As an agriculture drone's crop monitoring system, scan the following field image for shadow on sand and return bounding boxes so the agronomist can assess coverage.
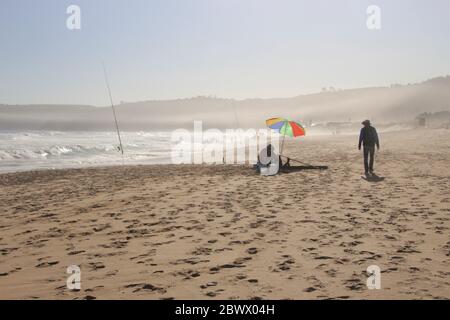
[361,173,385,182]
[281,165,328,174]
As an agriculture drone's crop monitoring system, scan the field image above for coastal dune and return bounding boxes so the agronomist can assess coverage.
[0,129,449,299]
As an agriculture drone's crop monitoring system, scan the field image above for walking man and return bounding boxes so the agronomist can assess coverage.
[358,120,379,175]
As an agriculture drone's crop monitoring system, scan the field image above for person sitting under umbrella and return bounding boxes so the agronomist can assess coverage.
[255,144,280,175]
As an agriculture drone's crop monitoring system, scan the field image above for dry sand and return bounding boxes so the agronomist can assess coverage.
[0,129,449,299]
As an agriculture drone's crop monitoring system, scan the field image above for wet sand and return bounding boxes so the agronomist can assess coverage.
[0,129,449,299]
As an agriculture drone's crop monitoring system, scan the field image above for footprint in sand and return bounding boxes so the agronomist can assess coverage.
[35,261,59,268]
[343,273,365,291]
[200,281,218,289]
[271,255,295,272]
[124,283,166,294]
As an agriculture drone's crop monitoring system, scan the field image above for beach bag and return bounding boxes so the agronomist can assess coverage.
[260,162,279,176]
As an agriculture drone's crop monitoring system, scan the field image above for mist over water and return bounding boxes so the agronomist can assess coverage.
[0,131,174,173]
[0,130,272,172]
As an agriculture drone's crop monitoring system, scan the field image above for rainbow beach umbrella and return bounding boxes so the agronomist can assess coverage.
[266,117,306,137]
[266,117,306,153]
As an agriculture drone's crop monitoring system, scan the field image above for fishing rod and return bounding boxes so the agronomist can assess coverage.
[102,62,125,165]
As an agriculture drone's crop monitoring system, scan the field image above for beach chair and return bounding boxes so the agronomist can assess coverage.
[256,145,280,176]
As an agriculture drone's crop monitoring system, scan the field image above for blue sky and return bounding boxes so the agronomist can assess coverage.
[1,0,449,105]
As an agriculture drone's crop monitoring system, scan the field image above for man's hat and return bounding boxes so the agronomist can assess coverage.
[362,120,371,125]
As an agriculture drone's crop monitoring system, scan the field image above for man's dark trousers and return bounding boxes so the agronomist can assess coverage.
[363,145,375,173]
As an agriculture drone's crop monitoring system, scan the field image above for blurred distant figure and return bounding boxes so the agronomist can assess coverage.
[358,120,379,174]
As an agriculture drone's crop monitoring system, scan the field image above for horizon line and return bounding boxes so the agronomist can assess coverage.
[1,74,449,107]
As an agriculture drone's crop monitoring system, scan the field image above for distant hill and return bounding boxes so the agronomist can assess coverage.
[1,76,450,131]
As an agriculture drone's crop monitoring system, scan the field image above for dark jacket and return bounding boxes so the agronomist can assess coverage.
[359,126,379,148]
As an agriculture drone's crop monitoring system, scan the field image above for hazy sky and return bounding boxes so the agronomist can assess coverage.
[1,0,450,105]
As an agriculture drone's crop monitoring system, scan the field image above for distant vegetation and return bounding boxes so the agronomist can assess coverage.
[1,76,450,131]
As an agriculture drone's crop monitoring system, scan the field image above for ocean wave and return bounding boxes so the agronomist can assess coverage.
[0,144,120,160]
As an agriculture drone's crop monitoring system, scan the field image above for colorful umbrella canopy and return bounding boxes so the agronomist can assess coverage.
[266,117,306,137]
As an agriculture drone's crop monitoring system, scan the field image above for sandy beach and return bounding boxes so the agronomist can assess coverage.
[0,129,449,300]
